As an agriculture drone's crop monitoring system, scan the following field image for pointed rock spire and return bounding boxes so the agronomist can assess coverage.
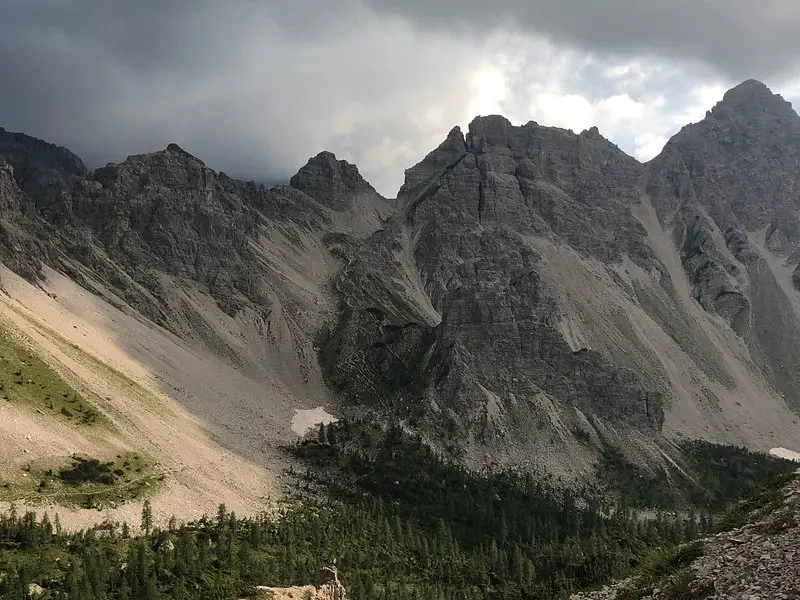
[709,79,797,123]
[290,151,378,210]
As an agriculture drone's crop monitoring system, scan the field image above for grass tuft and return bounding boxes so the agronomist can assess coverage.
[615,541,705,600]
[0,453,162,509]
[0,327,104,427]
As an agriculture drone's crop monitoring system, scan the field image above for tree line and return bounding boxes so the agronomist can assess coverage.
[0,420,793,599]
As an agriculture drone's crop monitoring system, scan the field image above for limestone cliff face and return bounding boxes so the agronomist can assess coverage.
[2,79,800,480]
[647,79,800,410]
[321,117,667,471]
[0,126,87,221]
[647,80,800,231]
[290,150,381,211]
[321,83,800,473]
[64,144,274,320]
[0,132,387,388]
[0,154,54,279]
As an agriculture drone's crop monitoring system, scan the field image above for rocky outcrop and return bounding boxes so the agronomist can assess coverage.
[245,583,345,600]
[0,127,87,221]
[26,582,45,599]
[321,116,666,469]
[0,154,55,280]
[671,204,751,334]
[243,566,346,600]
[571,471,800,600]
[647,80,800,409]
[290,151,382,211]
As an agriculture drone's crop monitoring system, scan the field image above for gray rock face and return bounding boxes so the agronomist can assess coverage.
[405,116,653,267]
[646,80,800,273]
[0,127,87,220]
[647,80,800,407]
[65,144,273,320]
[0,136,372,348]
[290,151,382,210]
[321,116,666,467]
[0,154,54,279]
[647,80,800,230]
[322,81,800,469]
[3,78,800,480]
[0,155,21,210]
[671,204,751,334]
[572,472,800,600]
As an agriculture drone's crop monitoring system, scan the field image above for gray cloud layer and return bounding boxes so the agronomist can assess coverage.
[1,1,799,195]
[362,0,800,79]
[2,0,479,191]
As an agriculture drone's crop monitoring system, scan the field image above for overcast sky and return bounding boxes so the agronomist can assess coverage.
[3,1,800,197]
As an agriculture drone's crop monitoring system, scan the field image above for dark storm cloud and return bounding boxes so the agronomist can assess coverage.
[1,0,476,193]
[2,0,797,197]
[361,0,800,79]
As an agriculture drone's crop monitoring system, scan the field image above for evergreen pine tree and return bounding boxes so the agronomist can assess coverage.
[141,500,154,536]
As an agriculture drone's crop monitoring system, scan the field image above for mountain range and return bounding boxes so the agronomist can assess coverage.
[1,78,799,525]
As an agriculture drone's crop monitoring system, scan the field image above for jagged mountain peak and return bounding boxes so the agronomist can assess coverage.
[292,151,364,184]
[580,125,603,139]
[644,78,800,407]
[0,127,87,176]
[88,143,212,194]
[463,114,625,158]
[308,149,340,163]
[465,115,515,150]
[648,78,800,229]
[437,125,467,153]
[0,126,88,216]
[467,114,513,132]
[400,113,638,215]
[707,78,797,123]
[136,142,207,167]
[1,82,800,531]
[445,125,464,139]
[720,78,785,103]
[163,142,207,165]
[90,144,209,187]
[290,150,381,210]
[729,78,773,93]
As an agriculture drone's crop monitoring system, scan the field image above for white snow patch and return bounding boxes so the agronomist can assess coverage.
[769,447,800,463]
[291,406,338,437]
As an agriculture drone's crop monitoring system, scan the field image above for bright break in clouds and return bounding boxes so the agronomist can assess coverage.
[2,0,800,196]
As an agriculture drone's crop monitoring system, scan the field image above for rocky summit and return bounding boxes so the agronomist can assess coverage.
[322,80,800,475]
[1,79,800,526]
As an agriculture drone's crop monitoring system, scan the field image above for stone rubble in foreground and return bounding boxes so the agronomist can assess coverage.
[572,471,800,600]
